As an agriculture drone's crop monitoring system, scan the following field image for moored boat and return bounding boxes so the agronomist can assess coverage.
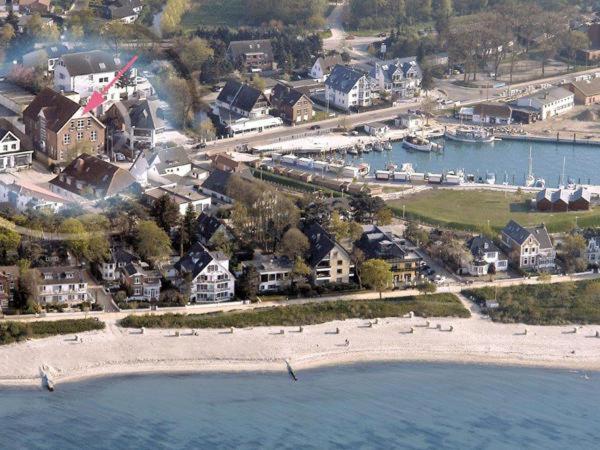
[402,135,433,152]
[445,127,494,143]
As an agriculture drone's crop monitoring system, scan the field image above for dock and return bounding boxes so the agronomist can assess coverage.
[285,360,298,382]
[498,133,600,147]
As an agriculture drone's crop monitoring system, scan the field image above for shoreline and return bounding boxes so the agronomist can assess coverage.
[2,316,600,389]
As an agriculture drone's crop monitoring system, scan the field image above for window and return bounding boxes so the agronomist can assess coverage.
[91,131,97,142]
[77,119,84,129]
[63,134,71,144]
[76,131,84,141]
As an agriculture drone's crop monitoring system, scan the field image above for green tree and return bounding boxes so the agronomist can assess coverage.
[181,203,197,251]
[375,207,393,226]
[236,265,260,301]
[210,229,233,257]
[291,256,311,283]
[361,259,393,299]
[278,227,309,259]
[180,37,214,71]
[151,194,179,232]
[561,234,587,274]
[0,228,20,263]
[135,220,172,262]
[417,280,437,294]
[0,24,15,44]
[59,218,88,260]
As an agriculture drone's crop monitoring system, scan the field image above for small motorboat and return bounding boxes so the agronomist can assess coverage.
[402,135,433,152]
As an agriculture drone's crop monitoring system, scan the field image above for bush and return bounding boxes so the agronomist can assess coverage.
[119,294,470,329]
[0,318,105,345]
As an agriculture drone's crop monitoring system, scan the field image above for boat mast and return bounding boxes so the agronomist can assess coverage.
[561,156,566,187]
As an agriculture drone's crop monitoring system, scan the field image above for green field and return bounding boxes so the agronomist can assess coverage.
[182,0,247,29]
[464,279,600,325]
[120,294,470,329]
[0,319,105,345]
[388,189,600,233]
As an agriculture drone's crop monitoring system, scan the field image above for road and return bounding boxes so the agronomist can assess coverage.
[323,1,347,52]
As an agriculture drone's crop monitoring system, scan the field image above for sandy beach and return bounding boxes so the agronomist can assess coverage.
[1,312,600,388]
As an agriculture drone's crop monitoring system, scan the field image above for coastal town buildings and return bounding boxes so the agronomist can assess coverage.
[463,236,508,277]
[310,54,343,81]
[500,220,556,271]
[536,188,591,212]
[226,39,275,72]
[121,262,161,302]
[23,88,106,167]
[242,253,293,293]
[325,65,371,111]
[144,184,211,215]
[366,57,422,97]
[270,84,314,124]
[304,222,353,285]
[514,87,574,120]
[175,243,235,302]
[36,266,89,306]
[568,78,600,105]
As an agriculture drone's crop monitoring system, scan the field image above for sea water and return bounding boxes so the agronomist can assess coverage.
[351,139,600,186]
[0,363,598,449]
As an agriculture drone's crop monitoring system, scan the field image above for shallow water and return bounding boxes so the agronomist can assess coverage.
[349,138,600,186]
[0,363,598,449]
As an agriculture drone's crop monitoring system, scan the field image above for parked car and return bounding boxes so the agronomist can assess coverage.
[114,153,126,162]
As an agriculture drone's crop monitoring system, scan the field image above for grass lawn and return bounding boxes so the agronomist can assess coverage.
[464,279,600,325]
[119,294,470,329]
[387,189,600,233]
[182,0,247,30]
[0,319,105,345]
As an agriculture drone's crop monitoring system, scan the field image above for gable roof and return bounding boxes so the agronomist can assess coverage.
[570,78,600,97]
[60,50,119,76]
[174,242,228,278]
[467,235,500,259]
[473,103,512,119]
[304,221,347,267]
[217,80,267,113]
[227,39,273,61]
[23,88,84,133]
[315,54,342,73]
[197,213,225,241]
[145,147,191,174]
[325,65,366,94]
[271,84,310,108]
[357,225,407,260]
[50,153,136,197]
[502,220,553,249]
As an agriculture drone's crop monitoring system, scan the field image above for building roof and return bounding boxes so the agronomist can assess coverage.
[197,212,225,242]
[271,84,310,108]
[109,247,139,265]
[325,65,366,94]
[146,147,191,174]
[121,98,167,130]
[570,78,600,97]
[357,225,411,260]
[108,2,138,19]
[23,88,84,133]
[315,54,343,73]
[37,266,85,285]
[50,153,136,197]
[303,221,347,267]
[520,87,573,106]
[217,80,267,114]
[473,103,512,119]
[174,242,228,278]
[502,220,553,250]
[144,184,208,205]
[467,235,501,259]
[22,45,69,68]
[244,252,293,273]
[536,187,591,204]
[227,39,273,61]
[60,50,120,76]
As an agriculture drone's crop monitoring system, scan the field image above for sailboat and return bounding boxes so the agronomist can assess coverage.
[524,146,545,188]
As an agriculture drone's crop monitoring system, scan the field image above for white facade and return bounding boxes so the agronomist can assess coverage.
[516,88,574,120]
[325,76,371,111]
[0,180,66,212]
[189,258,235,303]
[37,268,89,305]
[586,236,600,265]
[54,63,121,103]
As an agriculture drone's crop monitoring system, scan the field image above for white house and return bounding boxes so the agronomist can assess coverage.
[395,113,424,130]
[367,57,422,97]
[0,128,33,171]
[175,243,235,302]
[129,146,192,186]
[242,253,292,292]
[585,234,600,265]
[99,247,139,282]
[463,236,508,276]
[144,184,211,215]
[36,266,89,306]
[364,122,389,136]
[310,54,343,81]
[325,65,371,111]
[0,178,67,212]
[54,50,136,109]
[515,87,574,120]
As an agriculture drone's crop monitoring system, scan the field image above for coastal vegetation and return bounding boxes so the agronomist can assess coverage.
[388,190,600,233]
[119,294,470,329]
[464,279,600,325]
[0,319,105,345]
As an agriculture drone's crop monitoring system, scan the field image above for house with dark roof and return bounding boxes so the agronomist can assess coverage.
[325,65,371,111]
[22,44,70,72]
[0,128,33,171]
[310,54,343,81]
[460,103,513,125]
[35,266,89,306]
[213,80,282,134]
[241,253,293,293]
[23,88,106,166]
[270,84,314,124]
[199,168,254,203]
[367,57,422,97]
[197,212,231,246]
[226,39,275,71]
[105,98,168,151]
[463,236,508,276]
[54,50,134,106]
[500,220,556,271]
[144,184,211,215]
[303,222,353,285]
[121,262,161,302]
[357,225,421,286]
[50,153,136,200]
[99,247,140,282]
[104,0,143,23]
[174,242,234,302]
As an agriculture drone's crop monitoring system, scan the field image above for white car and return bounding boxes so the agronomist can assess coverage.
[114,153,126,162]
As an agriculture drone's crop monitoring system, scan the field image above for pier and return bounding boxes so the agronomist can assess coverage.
[285,360,298,382]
